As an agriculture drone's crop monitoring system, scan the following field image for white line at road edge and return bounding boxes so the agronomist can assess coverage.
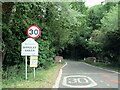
[52,62,67,88]
[82,62,120,74]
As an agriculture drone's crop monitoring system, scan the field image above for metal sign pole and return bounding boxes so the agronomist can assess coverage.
[34,67,35,78]
[25,56,28,80]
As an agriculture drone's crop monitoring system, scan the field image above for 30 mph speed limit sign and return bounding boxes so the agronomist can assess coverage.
[26,25,41,39]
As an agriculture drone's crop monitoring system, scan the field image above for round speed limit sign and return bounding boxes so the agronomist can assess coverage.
[26,25,41,39]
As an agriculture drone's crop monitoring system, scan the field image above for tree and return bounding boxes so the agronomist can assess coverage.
[100,4,119,64]
[101,5,118,33]
[86,5,104,30]
[2,2,84,70]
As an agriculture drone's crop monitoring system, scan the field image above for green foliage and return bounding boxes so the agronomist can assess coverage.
[86,3,119,65]
[86,2,118,31]
[83,60,119,72]
[2,2,85,77]
[99,4,119,64]
[87,5,103,30]
[86,41,102,57]
[2,64,26,80]
[70,2,88,14]
[91,30,104,42]
[2,63,63,88]
[101,5,118,33]
[102,29,120,64]
[2,2,119,82]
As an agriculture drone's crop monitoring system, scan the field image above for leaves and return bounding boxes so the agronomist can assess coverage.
[2,2,119,69]
[2,2,83,68]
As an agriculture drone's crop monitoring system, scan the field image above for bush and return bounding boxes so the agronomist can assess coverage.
[84,60,92,64]
[2,63,33,80]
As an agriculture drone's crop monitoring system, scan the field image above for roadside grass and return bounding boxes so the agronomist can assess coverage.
[0,82,1,90]
[2,63,64,88]
[80,60,120,72]
[0,69,2,90]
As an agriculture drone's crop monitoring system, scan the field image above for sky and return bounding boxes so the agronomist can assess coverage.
[85,0,105,7]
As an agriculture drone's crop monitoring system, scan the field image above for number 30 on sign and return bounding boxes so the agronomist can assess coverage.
[26,25,41,39]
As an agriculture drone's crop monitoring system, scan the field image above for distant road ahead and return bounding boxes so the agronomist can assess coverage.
[57,60,119,88]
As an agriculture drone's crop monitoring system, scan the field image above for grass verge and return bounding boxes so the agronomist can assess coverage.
[2,63,64,88]
[81,60,120,72]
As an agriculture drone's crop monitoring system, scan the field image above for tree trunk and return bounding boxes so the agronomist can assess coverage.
[2,50,6,63]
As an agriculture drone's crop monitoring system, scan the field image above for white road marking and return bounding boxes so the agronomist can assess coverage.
[100,80,104,83]
[72,73,104,74]
[52,62,67,88]
[62,75,97,88]
[100,81,111,87]
[84,78,89,83]
[106,84,110,87]
[82,62,120,74]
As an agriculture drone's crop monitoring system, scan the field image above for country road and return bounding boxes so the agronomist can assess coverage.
[54,60,119,89]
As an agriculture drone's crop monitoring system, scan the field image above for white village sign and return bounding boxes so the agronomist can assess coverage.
[21,38,38,56]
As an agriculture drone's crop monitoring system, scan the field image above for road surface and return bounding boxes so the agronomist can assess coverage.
[55,60,119,89]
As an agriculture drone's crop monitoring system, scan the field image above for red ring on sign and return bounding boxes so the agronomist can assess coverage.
[26,25,41,39]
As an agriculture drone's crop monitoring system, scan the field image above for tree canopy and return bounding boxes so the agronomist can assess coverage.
[2,2,119,71]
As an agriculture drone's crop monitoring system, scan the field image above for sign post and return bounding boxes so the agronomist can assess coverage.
[30,56,38,78]
[25,56,27,80]
[21,25,41,80]
[34,68,35,78]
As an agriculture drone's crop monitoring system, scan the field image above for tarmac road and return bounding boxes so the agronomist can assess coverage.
[56,60,119,89]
